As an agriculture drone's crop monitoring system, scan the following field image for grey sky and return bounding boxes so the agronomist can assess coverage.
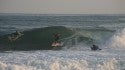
[0,0,125,14]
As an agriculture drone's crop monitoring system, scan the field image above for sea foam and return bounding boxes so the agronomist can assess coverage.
[107,28,125,48]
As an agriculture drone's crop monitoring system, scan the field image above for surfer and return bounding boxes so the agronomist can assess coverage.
[52,33,62,50]
[91,44,101,51]
[8,31,24,41]
[54,33,61,42]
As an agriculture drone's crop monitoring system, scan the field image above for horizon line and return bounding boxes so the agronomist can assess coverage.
[0,13,125,16]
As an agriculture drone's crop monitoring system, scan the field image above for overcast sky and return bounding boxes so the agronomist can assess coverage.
[0,0,125,14]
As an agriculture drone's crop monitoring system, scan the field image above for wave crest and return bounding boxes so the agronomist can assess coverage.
[107,28,125,48]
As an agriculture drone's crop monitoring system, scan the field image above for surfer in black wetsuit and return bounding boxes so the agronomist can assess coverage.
[52,33,62,49]
[8,31,24,41]
[13,31,21,36]
[91,44,101,51]
[54,33,61,42]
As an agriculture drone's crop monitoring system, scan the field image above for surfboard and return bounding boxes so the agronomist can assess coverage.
[8,33,24,42]
[51,42,63,50]
[52,42,61,47]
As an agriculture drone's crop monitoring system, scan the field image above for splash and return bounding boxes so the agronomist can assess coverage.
[107,28,125,48]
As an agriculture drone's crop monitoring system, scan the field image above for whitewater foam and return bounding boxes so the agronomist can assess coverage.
[107,28,125,48]
[0,62,36,70]
[49,59,89,70]
[97,58,118,70]
[0,58,120,70]
[0,50,124,70]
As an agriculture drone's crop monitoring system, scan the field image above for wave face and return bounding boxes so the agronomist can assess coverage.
[0,26,74,50]
[61,28,115,51]
[0,26,115,51]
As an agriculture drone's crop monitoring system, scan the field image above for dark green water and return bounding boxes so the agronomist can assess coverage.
[0,26,74,50]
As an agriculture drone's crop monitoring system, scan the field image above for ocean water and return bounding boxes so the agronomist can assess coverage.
[0,14,125,70]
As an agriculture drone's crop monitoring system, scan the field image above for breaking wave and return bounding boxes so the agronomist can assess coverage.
[106,28,125,48]
[0,26,115,51]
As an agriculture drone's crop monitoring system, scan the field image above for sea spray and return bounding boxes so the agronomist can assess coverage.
[106,28,125,48]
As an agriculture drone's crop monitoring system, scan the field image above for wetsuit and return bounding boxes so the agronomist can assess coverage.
[54,34,60,42]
